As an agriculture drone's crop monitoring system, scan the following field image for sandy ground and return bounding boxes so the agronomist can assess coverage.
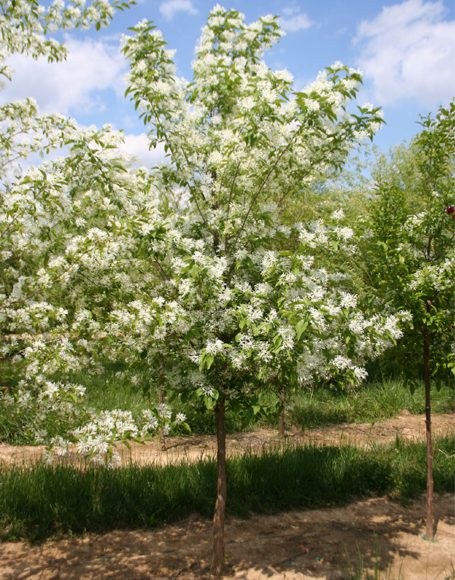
[0,495,454,579]
[0,411,454,468]
[1,412,454,579]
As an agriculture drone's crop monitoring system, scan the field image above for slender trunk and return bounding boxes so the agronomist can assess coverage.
[423,328,434,539]
[278,387,286,438]
[159,358,166,451]
[211,395,227,577]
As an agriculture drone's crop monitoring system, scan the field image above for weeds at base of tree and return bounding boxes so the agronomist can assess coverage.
[342,544,405,580]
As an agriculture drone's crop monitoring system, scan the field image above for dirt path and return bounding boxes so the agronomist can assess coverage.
[0,411,454,467]
[1,494,454,579]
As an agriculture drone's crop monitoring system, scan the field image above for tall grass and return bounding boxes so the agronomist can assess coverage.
[1,436,453,541]
[289,380,454,428]
[81,375,455,430]
[79,370,149,416]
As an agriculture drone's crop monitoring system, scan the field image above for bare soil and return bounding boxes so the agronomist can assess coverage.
[0,411,454,468]
[0,412,454,579]
[0,495,454,579]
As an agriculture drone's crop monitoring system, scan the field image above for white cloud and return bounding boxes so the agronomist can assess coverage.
[356,0,455,106]
[0,36,126,115]
[159,0,197,21]
[119,133,168,167]
[280,6,313,33]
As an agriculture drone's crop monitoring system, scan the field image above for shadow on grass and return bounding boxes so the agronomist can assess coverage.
[1,437,454,543]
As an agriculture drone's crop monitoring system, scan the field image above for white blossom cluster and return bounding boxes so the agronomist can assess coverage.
[48,405,185,467]
[0,0,132,81]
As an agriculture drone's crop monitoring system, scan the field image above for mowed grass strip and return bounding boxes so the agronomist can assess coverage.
[0,436,454,541]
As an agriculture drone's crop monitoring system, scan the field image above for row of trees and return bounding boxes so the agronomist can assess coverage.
[0,2,453,575]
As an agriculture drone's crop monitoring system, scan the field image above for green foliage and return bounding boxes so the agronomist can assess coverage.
[1,436,453,541]
[358,101,455,385]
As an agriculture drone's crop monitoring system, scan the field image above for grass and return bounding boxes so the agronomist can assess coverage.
[0,435,454,541]
[84,375,454,433]
[79,372,454,431]
[289,380,455,429]
[78,370,150,416]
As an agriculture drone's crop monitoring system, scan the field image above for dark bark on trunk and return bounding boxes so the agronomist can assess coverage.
[211,395,227,577]
[423,328,434,539]
[159,358,166,451]
[278,387,286,438]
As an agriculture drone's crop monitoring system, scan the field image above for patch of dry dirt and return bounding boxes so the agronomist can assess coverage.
[0,495,454,579]
[0,411,454,468]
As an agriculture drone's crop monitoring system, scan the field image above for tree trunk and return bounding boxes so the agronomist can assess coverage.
[211,395,227,577]
[278,387,286,438]
[423,328,434,539]
[159,358,166,451]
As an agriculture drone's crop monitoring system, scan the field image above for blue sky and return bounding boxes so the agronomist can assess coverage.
[3,0,454,165]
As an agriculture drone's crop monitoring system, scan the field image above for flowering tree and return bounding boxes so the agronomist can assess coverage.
[0,0,167,452]
[2,4,407,575]
[360,101,454,539]
[0,122,174,453]
[117,8,406,574]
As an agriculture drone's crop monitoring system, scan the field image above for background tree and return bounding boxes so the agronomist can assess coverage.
[358,101,455,538]
[0,0,179,454]
[1,0,135,345]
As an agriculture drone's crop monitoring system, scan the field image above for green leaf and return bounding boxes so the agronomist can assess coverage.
[295,318,308,340]
[204,396,215,410]
[205,353,214,370]
[273,335,283,349]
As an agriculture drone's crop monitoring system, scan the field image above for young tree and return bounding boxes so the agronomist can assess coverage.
[119,9,403,574]
[361,101,455,538]
[0,1,183,452]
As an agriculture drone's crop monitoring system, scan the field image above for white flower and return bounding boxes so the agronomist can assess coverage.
[333,355,352,370]
[261,251,277,272]
[275,69,293,83]
[306,99,320,112]
[340,293,357,309]
[331,209,345,221]
[353,367,368,381]
[175,412,186,424]
[205,339,225,355]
